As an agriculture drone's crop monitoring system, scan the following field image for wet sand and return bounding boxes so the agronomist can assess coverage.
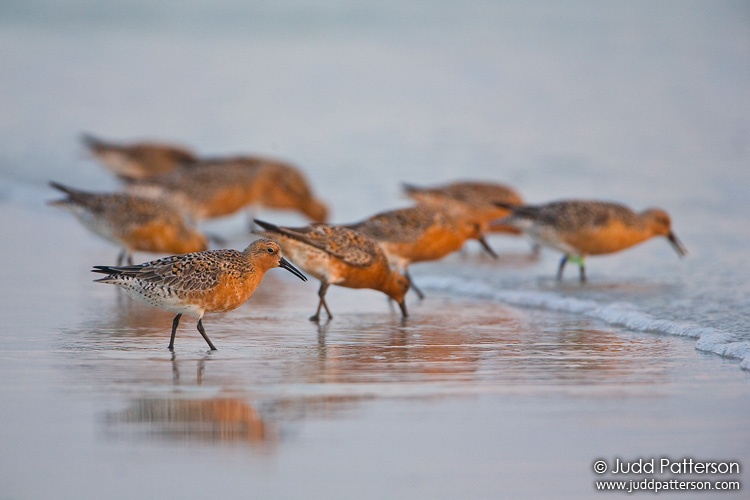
[0,201,748,499]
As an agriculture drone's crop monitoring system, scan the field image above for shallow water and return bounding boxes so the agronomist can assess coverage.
[1,1,749,498]
[1,200,749,499]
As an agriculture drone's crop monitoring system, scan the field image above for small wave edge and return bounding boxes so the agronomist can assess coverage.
[419,275,750,371]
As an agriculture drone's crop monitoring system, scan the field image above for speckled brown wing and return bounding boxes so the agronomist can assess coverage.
[142,163,260,195]
[125,143,196,167]
[348,206,440,243]
[52,182,180,222]
[106,195,178,227]
[405,181,523,207]
[533,201,640,231]
[277,225,379,268]
[441,183,522,206]
[95,250,242,292]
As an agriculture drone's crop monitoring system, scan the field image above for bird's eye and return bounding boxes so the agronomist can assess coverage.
[267,247,275,254]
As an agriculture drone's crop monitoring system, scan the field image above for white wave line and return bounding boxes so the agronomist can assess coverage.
[419,276,750,370]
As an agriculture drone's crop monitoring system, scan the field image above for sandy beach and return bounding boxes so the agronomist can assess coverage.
[1,1,749,498]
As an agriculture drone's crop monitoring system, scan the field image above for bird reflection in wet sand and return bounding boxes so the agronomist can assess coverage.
[303,299,665,388]
[92,238,308,350]
[106,397,272,445]
[308,310,488,384]
[494,200,687,282]
[253,219,410,322]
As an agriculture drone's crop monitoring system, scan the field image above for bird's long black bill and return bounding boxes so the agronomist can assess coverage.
[279,257,308,281]
[253,218,278,233]
[667,232,688,257]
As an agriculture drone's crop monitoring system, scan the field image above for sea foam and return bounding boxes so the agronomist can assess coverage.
[419,275,750,371]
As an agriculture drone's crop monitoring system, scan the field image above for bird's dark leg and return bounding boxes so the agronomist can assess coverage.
[168,314,182,350]
[310,282,332,322]
[117,249,126,266]
[531,242,541,258]
[196,319,217,351]
[556,255,568,281]
[246,208,258,232]
[404,269,425,300]
[579,261,587,284]
[477,236,498,259]
[127,253,134,265]
[397,300,408,318]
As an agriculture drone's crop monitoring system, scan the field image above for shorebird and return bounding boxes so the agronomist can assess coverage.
[49,181,208,265]
[92,238,308,350]
[128,156,329,223]
[249,159,329,223]
[345,205,494,299]
[403,179,541,256]
[402,180,524,234]
[494,200,687,282]
[82,133,198,180]
[253,219,410,322]
[126,160,263,220]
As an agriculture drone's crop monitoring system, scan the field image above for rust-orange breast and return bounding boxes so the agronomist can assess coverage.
[563,222,653,256]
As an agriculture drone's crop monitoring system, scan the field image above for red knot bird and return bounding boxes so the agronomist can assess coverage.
[82,133,198,180]
[253,219,410,322]
[92,238,307,350]
[494,200,687,282]
[128,156,329,224]
[402,180,524,235]
[345,205,494,299]
[49,181,208,265]
[249,158,329,223]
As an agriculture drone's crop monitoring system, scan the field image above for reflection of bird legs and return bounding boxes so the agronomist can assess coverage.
[316,321,330,363]
[171,351,180,383]
[117,249,134,265]
[171,351,208,385]
[197,358,205,385]
[317,320,331,340]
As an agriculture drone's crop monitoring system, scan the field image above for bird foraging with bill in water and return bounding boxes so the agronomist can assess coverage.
[253,219,410,322]
[493,199,687,282]
[344,204,495,299]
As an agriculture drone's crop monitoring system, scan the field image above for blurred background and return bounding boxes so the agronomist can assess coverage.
[1,0,747,221]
